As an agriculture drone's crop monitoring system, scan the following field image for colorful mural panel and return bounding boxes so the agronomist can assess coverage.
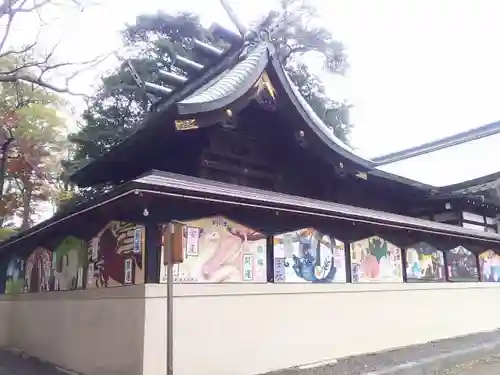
[350,236,403,282]
[5,257,26,294]
[446,246,478,281]
[87,221,145,288]
[479,250,500,282]
[25,247,52,292]
[4,236,89,294]
[406,243,445,281]
[52,236,87,291]
[160,216,267,283]
[273,228,346,283]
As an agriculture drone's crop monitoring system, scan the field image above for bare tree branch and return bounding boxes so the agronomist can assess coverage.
[0,50,116,96]
[13,0,52,14]
[0,40,37,59]
[0,0,103,95]
[0,4,15,53]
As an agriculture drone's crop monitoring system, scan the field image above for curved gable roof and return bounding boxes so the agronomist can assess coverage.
[268,54,375,170]
[72,40,497,199]
[177,43,269,115]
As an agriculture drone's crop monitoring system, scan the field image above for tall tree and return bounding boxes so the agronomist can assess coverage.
[67,0,352,200]
[0,80,69,229]
[0,0,110,227]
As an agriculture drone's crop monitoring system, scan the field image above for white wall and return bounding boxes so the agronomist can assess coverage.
[144,282,500,375]
[1,286,146,375]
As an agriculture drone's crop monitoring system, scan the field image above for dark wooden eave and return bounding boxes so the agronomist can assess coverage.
[4,170,500,256]
[437,172,500,195]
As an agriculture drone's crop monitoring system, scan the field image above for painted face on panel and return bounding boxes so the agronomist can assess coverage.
[161,216,267,283]
[88,221,144,288]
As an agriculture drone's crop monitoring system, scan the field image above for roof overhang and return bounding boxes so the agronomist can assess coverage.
[4,171,500,256]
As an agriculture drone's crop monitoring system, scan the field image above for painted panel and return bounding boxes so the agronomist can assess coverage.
[25,247,52,292]
[479,250,500,282]
[87,221,145,288]
[160,216,267,283]
[446,246,478,281]
[406,243,445,281]
[5,257,26,294]
[350,236,403,283]
[273,228,346,283]
[52,236,87,291]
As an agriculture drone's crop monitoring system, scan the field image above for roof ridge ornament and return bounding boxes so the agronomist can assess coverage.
[220,0,247,38]
[220,0,289,60]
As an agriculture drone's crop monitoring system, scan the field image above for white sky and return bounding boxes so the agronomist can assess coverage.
[10,0,500,186]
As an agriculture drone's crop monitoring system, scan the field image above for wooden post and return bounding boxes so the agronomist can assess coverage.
[345,243,352,283]
[165,222,174,375]
[401,248,408,282]
[266,235,274,282]
[144,222,162,284]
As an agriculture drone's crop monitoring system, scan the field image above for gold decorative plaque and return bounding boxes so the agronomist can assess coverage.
[174,119,198,131]
[255,71,276,100]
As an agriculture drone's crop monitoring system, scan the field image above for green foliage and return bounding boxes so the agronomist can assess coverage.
[0,227,16,241]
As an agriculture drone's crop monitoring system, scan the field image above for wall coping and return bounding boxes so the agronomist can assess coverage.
[148,281,500,298]
[0,285,146,301]
[1,282,499,301]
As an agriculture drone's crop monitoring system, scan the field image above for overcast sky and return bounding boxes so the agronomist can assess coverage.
[10,0,500,186]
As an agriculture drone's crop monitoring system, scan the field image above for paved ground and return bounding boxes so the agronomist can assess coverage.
[0,349,70,375]
[3,332,500,374]
[267,329,500,375]
[435,354,500,375]
[269,352,500,374]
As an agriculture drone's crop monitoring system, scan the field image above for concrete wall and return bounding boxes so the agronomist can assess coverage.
[144,282,500,375]
[2,282,500,375]
[1,285,146,375]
